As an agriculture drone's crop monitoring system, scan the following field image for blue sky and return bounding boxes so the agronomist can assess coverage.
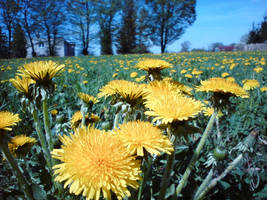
[150,0,267,53]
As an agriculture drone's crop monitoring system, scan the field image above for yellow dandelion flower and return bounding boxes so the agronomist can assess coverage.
[253,67,263,73]
[192,69,203,75]
[135,59,173,72]
[78,92,99,104]
[242,79,260,91]
[135,75,146,82]
[8,135,36,157]
[260,87,267,92]
[145,94,203,124]
[130,72,138,78]
[221,72,229,78]
[52,127,141,200]
[196,77,249,98]
[0,111,21,131]
[98,80,147,105]
[203,107,223,118]
[180,69,187,74]
[115,121,173,156]
[70,111,86,129]
[10,75,35,96]
[185,74,192,78]
[50,109,58,116]
[112,73,118,78]
[18,60,64,85]
[83,80,88,84]
[89,113,100,123]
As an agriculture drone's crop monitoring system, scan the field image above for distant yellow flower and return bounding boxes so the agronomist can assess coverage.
[83,80,88,84]
[185,74,192,78]
[260,87,267,92]
[130,72,138,78]
[203,107,223,118]
[70,111,100,129]
[8,135,36,157]
[10,75,35,97]
[242,79,260,90]
[145,94,203,124]
[112,73,118,78]
[78,92,99,104]
[253,67,263,73]
[192,69,203,75]
[98,80,147,105]
[18,60,64,86]
[50,109,58,116]
[196,77,249,98]
[52,126,141,200]
[135,59,173,72]
[68,69,74,73]
[70,111,84,129]
[180,69,187,74]
[0,111,21,131]
[221,72,229,78]
[115,121,173,156]
[135,75,146,82]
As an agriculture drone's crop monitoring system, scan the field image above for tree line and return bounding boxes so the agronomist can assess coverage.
[0,0,196,58]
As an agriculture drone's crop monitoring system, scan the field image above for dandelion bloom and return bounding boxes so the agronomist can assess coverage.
[242,79,260,91]
[203,107,223,118]
[0,111,21,131]
[135,59,173,72]
[130,72,138,78]
[260,87,267,92]
[145,93,203,124]
[195,77,249,98]
[18,60,64,86]
[115,121,173,156]
[8,135,36,157]
[221,72,229,78]
[78,92,99,104]
[185,74,192,78]
[70,111,100,129]
[52,127,141,200]
[10,76,35,97]
[50,109,58,116]
[98,80,147,105]
[253,67,263,73]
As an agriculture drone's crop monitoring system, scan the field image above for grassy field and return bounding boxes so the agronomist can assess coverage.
[0,51,266,199]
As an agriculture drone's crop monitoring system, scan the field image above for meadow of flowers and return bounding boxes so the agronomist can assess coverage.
[0,51,266,200]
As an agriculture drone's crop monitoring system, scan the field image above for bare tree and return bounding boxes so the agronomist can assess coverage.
[67,0,95,55]
[146,0,196,53]
[33,0,66,56]
[0,0,20,57]
[95,0,121,55]
[20,0,39,57]
[181,40,191,52]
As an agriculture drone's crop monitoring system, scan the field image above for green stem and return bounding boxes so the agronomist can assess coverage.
[32,108,52,172]
[113,112,120,129]
[138,157,152,200]
[172,111,217,199]
[196,154,243,200]
[193,168,214,200]
[42,99,53,151]
[196,131,257,200]
[0,141,33,199]
[158,135,177,200]
[123,111,130,124]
